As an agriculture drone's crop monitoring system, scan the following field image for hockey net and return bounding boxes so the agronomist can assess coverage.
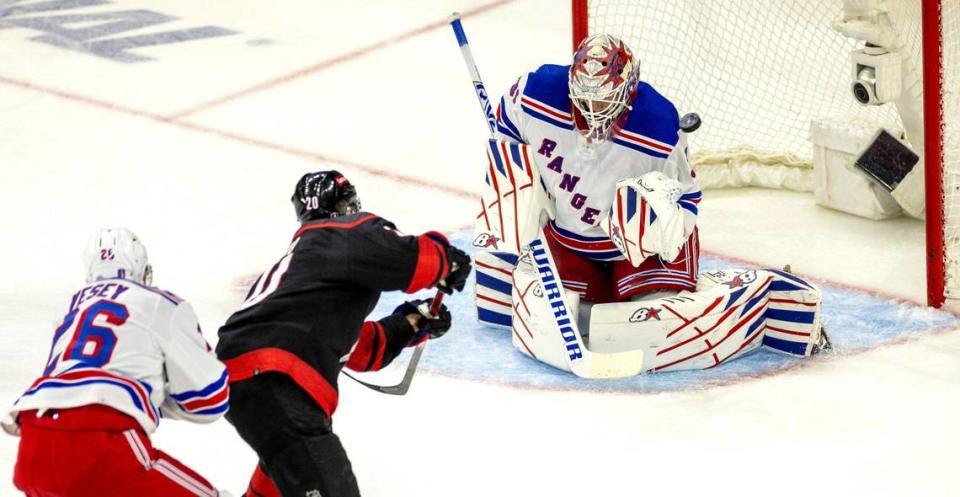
[573,0,959,307]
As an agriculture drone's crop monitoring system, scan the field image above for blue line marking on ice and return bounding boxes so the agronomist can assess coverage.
[369,231,960,393]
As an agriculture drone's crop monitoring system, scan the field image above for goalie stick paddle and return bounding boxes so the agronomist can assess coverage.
[529,233,645,378]
[342,291,442,395]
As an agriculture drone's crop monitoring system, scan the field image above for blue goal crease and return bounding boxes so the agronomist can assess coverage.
[371,231,960,394]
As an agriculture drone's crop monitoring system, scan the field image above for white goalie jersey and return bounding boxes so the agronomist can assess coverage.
[490,64,701,261]
[3,279,228,435]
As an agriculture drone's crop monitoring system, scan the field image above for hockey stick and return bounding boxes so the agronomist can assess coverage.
[342,292,443,395]
[528,235,644,378]
[343,341,426,395]
[449,15,644,378]
[449,12,497,136]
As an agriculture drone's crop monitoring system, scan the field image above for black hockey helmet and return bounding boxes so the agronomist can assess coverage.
[291,170,361,223]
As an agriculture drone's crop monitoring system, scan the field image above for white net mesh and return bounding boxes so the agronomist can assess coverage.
[586,0,920,187]
[942,0,960,299]
[586,0,959,304]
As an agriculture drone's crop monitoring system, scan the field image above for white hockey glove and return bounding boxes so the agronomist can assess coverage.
[604,171,687,266]
[1,412,20,436]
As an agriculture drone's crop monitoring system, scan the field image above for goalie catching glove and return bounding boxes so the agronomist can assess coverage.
[605,171,688,266]
[394,299,452,339]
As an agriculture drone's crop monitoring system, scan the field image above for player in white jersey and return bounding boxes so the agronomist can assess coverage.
[2,228,230,497]
[475,34,702,328]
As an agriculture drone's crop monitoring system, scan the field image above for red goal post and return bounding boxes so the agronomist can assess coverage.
[922,0,947,308]
[572,0,958,308]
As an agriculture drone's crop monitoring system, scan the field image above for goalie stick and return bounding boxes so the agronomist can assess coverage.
[528,233,644,378]
[342,292,443,395]
[448,15,644,378]
[449,12,497,136]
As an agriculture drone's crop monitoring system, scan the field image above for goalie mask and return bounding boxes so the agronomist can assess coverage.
[569,34,640,142]
[84,227,153,286]
[292,170,361,223]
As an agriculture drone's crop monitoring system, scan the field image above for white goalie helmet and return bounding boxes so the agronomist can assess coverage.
[83,227,153,286]
[569,34,640,142]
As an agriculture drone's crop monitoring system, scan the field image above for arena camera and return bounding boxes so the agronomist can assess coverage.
[850,46,901,106]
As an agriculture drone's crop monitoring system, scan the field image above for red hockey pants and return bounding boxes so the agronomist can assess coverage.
[13,405,218,497]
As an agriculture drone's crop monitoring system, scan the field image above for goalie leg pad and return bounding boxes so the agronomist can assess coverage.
[475,251,518,328]
[761,269,825,357]
[588,268,824,372]
[510,248,582,373]
[510,236,645,378]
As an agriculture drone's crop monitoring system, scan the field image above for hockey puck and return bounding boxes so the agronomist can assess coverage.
[680,112,701,133]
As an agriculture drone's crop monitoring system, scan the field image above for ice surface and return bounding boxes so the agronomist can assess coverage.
[1,1,959,496]
[379,231,960,394]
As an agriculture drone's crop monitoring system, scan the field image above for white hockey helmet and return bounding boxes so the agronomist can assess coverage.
[569,34,640,142]
[83,227,153,286]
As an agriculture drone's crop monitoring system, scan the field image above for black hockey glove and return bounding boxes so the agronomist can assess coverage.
[425,232,472,295]
[441,247,471,294]
[394,299,452,339]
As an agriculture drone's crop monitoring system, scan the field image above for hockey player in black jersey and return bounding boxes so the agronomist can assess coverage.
[216,170,471,497]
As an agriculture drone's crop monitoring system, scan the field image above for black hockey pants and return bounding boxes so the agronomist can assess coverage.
[225,372,361,497]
